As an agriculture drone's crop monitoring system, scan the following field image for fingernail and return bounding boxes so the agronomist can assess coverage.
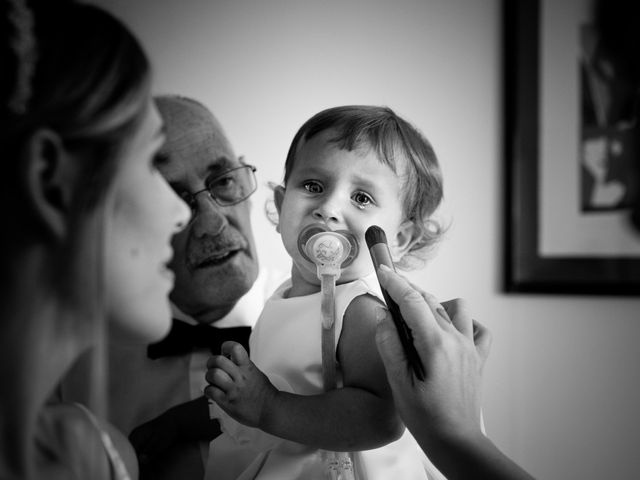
[379,264,392,272]
[375,306,388,323]
[436,306,451,323]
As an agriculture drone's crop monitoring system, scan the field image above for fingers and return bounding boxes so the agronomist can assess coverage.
[472,319,492,364]
[205,357,236,391]
[204,357,237,407]
[422,292,455,330]
[205,342,251,403]
[441,298,473,339]
[206,342,249,379]
[376,266,439,342]
[204,384,226,404]
[221,341,250,366]
[404,279,453,331]
[405,278,430,304]
[376,266,492,368]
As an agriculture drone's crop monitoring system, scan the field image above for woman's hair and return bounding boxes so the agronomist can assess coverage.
[3,0,151,204]
[1,0,152,457]
[283,105,445,269]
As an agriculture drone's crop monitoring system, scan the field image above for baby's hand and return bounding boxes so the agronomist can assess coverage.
[205,341,278,429]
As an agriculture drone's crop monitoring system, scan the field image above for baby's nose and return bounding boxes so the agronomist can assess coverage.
[312,202,340,223]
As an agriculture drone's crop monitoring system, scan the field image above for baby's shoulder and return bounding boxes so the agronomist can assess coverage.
[336,273,383,315]
[337,293,388,381]
[344,292,385,324]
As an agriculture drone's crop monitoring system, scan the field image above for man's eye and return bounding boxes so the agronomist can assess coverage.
[304,181,323,194]
[353,191,373,207]
[211,175,235,189]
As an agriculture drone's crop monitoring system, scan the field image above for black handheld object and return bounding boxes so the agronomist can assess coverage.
[365,225,426,381]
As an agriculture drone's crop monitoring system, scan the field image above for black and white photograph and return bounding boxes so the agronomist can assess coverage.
[2,0,640,479]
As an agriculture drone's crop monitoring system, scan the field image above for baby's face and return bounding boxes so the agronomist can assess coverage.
[276,130,413,290]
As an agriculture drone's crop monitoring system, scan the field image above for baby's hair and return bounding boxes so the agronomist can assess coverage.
[283,105,444,269]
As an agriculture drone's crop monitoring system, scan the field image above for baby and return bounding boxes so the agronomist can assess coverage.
[205,105,445,480]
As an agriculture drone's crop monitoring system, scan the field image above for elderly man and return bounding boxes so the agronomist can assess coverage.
[100,96,279,479]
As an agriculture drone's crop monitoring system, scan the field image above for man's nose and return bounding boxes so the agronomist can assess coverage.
[191,192,228,237]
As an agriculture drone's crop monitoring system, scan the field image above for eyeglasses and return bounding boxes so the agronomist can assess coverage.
[180,164,257,214]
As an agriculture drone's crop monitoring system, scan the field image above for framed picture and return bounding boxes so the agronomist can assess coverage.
[504,0,640,295]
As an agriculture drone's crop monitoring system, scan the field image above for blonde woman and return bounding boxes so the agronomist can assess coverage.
[0,1,189,478]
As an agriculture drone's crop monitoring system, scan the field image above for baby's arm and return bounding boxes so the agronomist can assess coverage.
[205,294,403,451]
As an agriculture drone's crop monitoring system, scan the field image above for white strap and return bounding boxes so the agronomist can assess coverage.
[321,274,338,390]
[73,403,132,480]
[319,276,362,480]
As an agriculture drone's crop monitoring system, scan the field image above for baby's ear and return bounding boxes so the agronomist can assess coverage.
[271,185,286,232]
[391,220,418,261]
[273,185,285,214]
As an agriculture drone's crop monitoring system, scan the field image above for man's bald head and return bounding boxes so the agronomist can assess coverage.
[155,95,234,159]
[153,95,258,322]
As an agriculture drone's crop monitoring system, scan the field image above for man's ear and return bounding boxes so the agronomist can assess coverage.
[22,128,78,240]
[273,185,285,233]
[390,220,418,261]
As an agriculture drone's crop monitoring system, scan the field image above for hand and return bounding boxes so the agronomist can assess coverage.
[373,266,492,449]
[204,341,278,429]
[374,268,533,480]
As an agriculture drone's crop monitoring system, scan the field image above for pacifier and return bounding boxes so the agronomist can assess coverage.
[297,224,359,279]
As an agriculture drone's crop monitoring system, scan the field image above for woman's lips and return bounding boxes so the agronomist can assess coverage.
[159,264,175,285]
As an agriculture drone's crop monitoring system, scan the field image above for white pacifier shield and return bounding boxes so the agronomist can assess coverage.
[308,233,346,266]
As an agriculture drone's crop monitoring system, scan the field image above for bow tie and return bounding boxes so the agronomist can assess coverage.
[147,319,251,359]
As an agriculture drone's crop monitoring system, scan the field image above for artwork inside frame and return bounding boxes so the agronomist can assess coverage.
[503,0,640,295]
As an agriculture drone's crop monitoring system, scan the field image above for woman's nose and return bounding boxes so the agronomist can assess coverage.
[174,198,192,233]
[166,181,191,234]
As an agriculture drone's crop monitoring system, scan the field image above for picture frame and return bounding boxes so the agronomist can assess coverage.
[503,0,640,295]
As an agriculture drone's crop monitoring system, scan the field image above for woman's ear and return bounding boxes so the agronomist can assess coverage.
[22,128,78,240]
[391,220,418,261]
[273,185,286,233]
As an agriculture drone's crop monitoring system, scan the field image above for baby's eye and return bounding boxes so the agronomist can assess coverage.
[304,181,323,194]
[352,191,373,208]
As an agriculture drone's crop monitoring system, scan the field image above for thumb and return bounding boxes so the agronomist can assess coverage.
[221,340,250,366]
[375,307,408,378]
[233,343,251,366]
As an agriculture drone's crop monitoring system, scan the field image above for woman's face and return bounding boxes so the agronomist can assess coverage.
[105,100,191,343]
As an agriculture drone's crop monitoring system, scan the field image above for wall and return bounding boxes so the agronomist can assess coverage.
[94,0,640,478]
